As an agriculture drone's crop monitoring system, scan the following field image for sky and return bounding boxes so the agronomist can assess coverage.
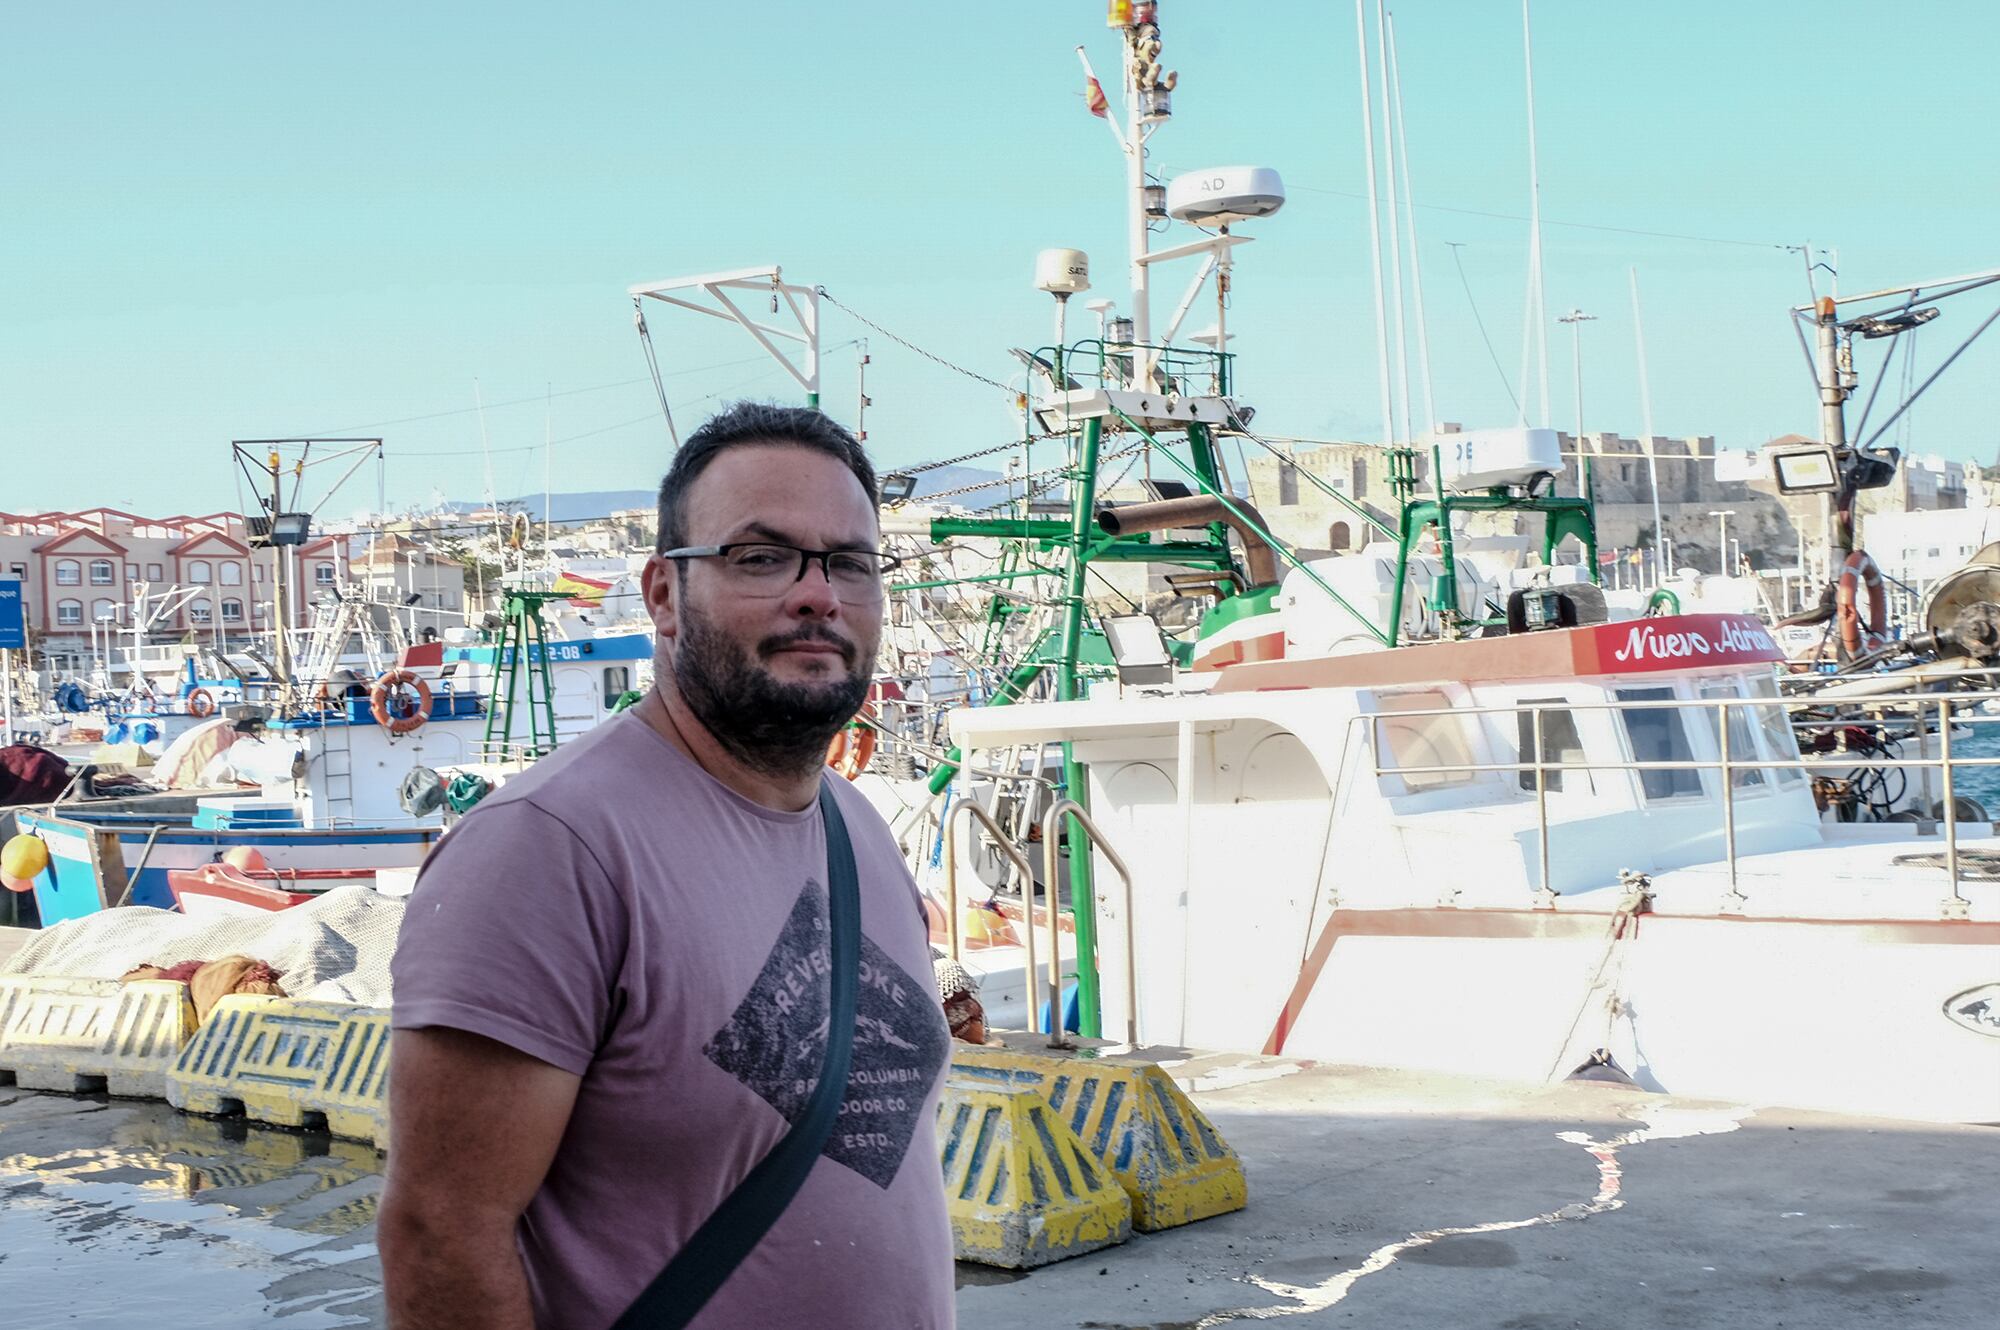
[6,1,1999,520]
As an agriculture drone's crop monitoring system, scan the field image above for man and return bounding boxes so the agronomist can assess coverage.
[380,402,955,1329]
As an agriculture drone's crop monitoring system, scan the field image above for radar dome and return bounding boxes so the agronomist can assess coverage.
[1166,167,1285,228]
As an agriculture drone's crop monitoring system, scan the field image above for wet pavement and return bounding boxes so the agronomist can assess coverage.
[0,1090,383,1326]
[2,1056,1996,1328]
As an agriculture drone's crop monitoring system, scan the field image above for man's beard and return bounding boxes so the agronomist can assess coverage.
[671,598,872,780]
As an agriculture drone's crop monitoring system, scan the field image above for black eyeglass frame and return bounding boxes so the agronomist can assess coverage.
[655,542,905,588]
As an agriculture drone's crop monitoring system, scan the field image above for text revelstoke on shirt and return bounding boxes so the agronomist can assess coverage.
[391,711,955,1330]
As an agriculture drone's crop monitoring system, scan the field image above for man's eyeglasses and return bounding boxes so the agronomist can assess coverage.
[657,542,903,602]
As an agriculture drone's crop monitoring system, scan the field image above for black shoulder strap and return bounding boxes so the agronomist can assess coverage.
[612,782,861,1330]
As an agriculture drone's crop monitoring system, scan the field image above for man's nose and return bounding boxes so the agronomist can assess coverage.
[783,559,842,618]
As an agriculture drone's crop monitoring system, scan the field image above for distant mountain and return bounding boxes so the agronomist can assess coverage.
[433,490,655,524]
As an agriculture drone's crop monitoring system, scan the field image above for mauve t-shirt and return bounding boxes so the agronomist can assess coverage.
[390,710,955,1330]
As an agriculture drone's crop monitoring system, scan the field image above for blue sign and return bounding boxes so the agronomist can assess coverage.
[0,578,23,650]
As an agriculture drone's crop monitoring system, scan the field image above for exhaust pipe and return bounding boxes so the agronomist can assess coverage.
[1095,495,1281,588]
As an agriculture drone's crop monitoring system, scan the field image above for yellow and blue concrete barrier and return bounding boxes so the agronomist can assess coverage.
[0,976,197,1098]
[167,995,391,1148]
[950,1044,1248,1232]
[937,1074,1133,1268]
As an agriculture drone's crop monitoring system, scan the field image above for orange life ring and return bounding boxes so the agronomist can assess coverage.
[369,669,433,735]
[186,688,217,719]
[826,705,877,780]
[1836,549,1887,656]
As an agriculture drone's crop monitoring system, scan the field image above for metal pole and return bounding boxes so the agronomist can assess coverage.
[1534,706,1552,904]
[1721,702,1742,909]
[1559,310,1596,510]
[1354,0,1396,448]
[1057,414,1105,1036]
[1629,268,1667,588]
[1941,696,1965,914]
[270,451,293,712]
[2,648,13,747]
[1814,297,1850,577]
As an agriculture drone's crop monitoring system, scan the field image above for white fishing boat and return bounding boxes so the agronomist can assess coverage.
[610,4,2000,1123]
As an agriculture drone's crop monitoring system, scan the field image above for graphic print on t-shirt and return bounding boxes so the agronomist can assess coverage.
[702,878,950,1189]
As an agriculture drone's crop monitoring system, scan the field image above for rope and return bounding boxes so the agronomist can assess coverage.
[815,287,1018,397]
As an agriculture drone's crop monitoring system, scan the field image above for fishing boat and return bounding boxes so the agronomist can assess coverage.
[12,676,481,925]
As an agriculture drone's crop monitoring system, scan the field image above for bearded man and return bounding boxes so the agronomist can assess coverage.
[381,403,955,1330]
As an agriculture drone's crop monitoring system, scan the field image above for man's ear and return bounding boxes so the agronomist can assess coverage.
[641,555,678,643]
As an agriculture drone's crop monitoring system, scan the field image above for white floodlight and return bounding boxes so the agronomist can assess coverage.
[1770,445,1841,495]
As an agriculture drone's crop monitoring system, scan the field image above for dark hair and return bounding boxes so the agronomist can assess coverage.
[654,401,878,552]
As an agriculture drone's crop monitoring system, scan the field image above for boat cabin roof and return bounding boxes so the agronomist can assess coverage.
[1211,613,1782,695]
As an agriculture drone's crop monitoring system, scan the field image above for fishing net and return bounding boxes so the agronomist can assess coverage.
[0,885,404,1007]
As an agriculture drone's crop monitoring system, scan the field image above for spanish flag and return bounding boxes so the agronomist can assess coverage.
[1085,75,1109,117]
[553,571,612,607]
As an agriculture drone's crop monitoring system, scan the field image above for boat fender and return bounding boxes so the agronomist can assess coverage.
[186,688,217,718]
[370,668,432,734]
[400,766,447,817]
[1836,549,1887,656]
[445,771,493,814]
[221,845,270,873]
[826,707,876,780]
[1,833,49,893]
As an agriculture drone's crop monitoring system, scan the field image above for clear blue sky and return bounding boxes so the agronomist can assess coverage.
[6,1,1997,518]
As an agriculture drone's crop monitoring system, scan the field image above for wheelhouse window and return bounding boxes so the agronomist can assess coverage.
[602,666,632,710]
[1516,699,1593,794]
[1745,673,1805,787]
[1377,690,1475,792]
[1696,678,1766,789]
[1616,686,1703,801]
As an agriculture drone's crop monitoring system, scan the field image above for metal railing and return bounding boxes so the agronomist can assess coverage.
[1041,798,1136,1050]
[1361,689,2000,917]
[940,798,1040,993]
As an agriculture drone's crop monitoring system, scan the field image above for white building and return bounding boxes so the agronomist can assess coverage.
[1862,507,2000,587]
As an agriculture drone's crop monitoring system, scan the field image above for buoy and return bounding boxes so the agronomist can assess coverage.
[2,873,32,894]
[186,687,217,718]
[1,833,49,882]
[369,669,433,735]
[826,709,876,779]
[222,845,270,874]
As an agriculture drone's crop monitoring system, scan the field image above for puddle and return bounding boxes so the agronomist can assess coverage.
[0,1091,384,1327]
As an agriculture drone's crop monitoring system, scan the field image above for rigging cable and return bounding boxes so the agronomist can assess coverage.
[1446,242,1520,412]
[633,300,680,449]
[815,287,1019,398]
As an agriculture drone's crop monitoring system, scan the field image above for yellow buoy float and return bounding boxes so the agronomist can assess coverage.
[1,833,49,893]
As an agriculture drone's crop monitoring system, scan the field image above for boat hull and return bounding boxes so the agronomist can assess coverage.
[16,809,436,925]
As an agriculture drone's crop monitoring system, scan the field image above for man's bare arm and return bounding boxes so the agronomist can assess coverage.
[380,1027,582,1330]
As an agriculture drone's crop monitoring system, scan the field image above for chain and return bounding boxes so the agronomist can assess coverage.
[815,287,1019,397]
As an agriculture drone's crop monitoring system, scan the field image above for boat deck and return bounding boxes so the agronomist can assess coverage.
[1,1046,1992,1327]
